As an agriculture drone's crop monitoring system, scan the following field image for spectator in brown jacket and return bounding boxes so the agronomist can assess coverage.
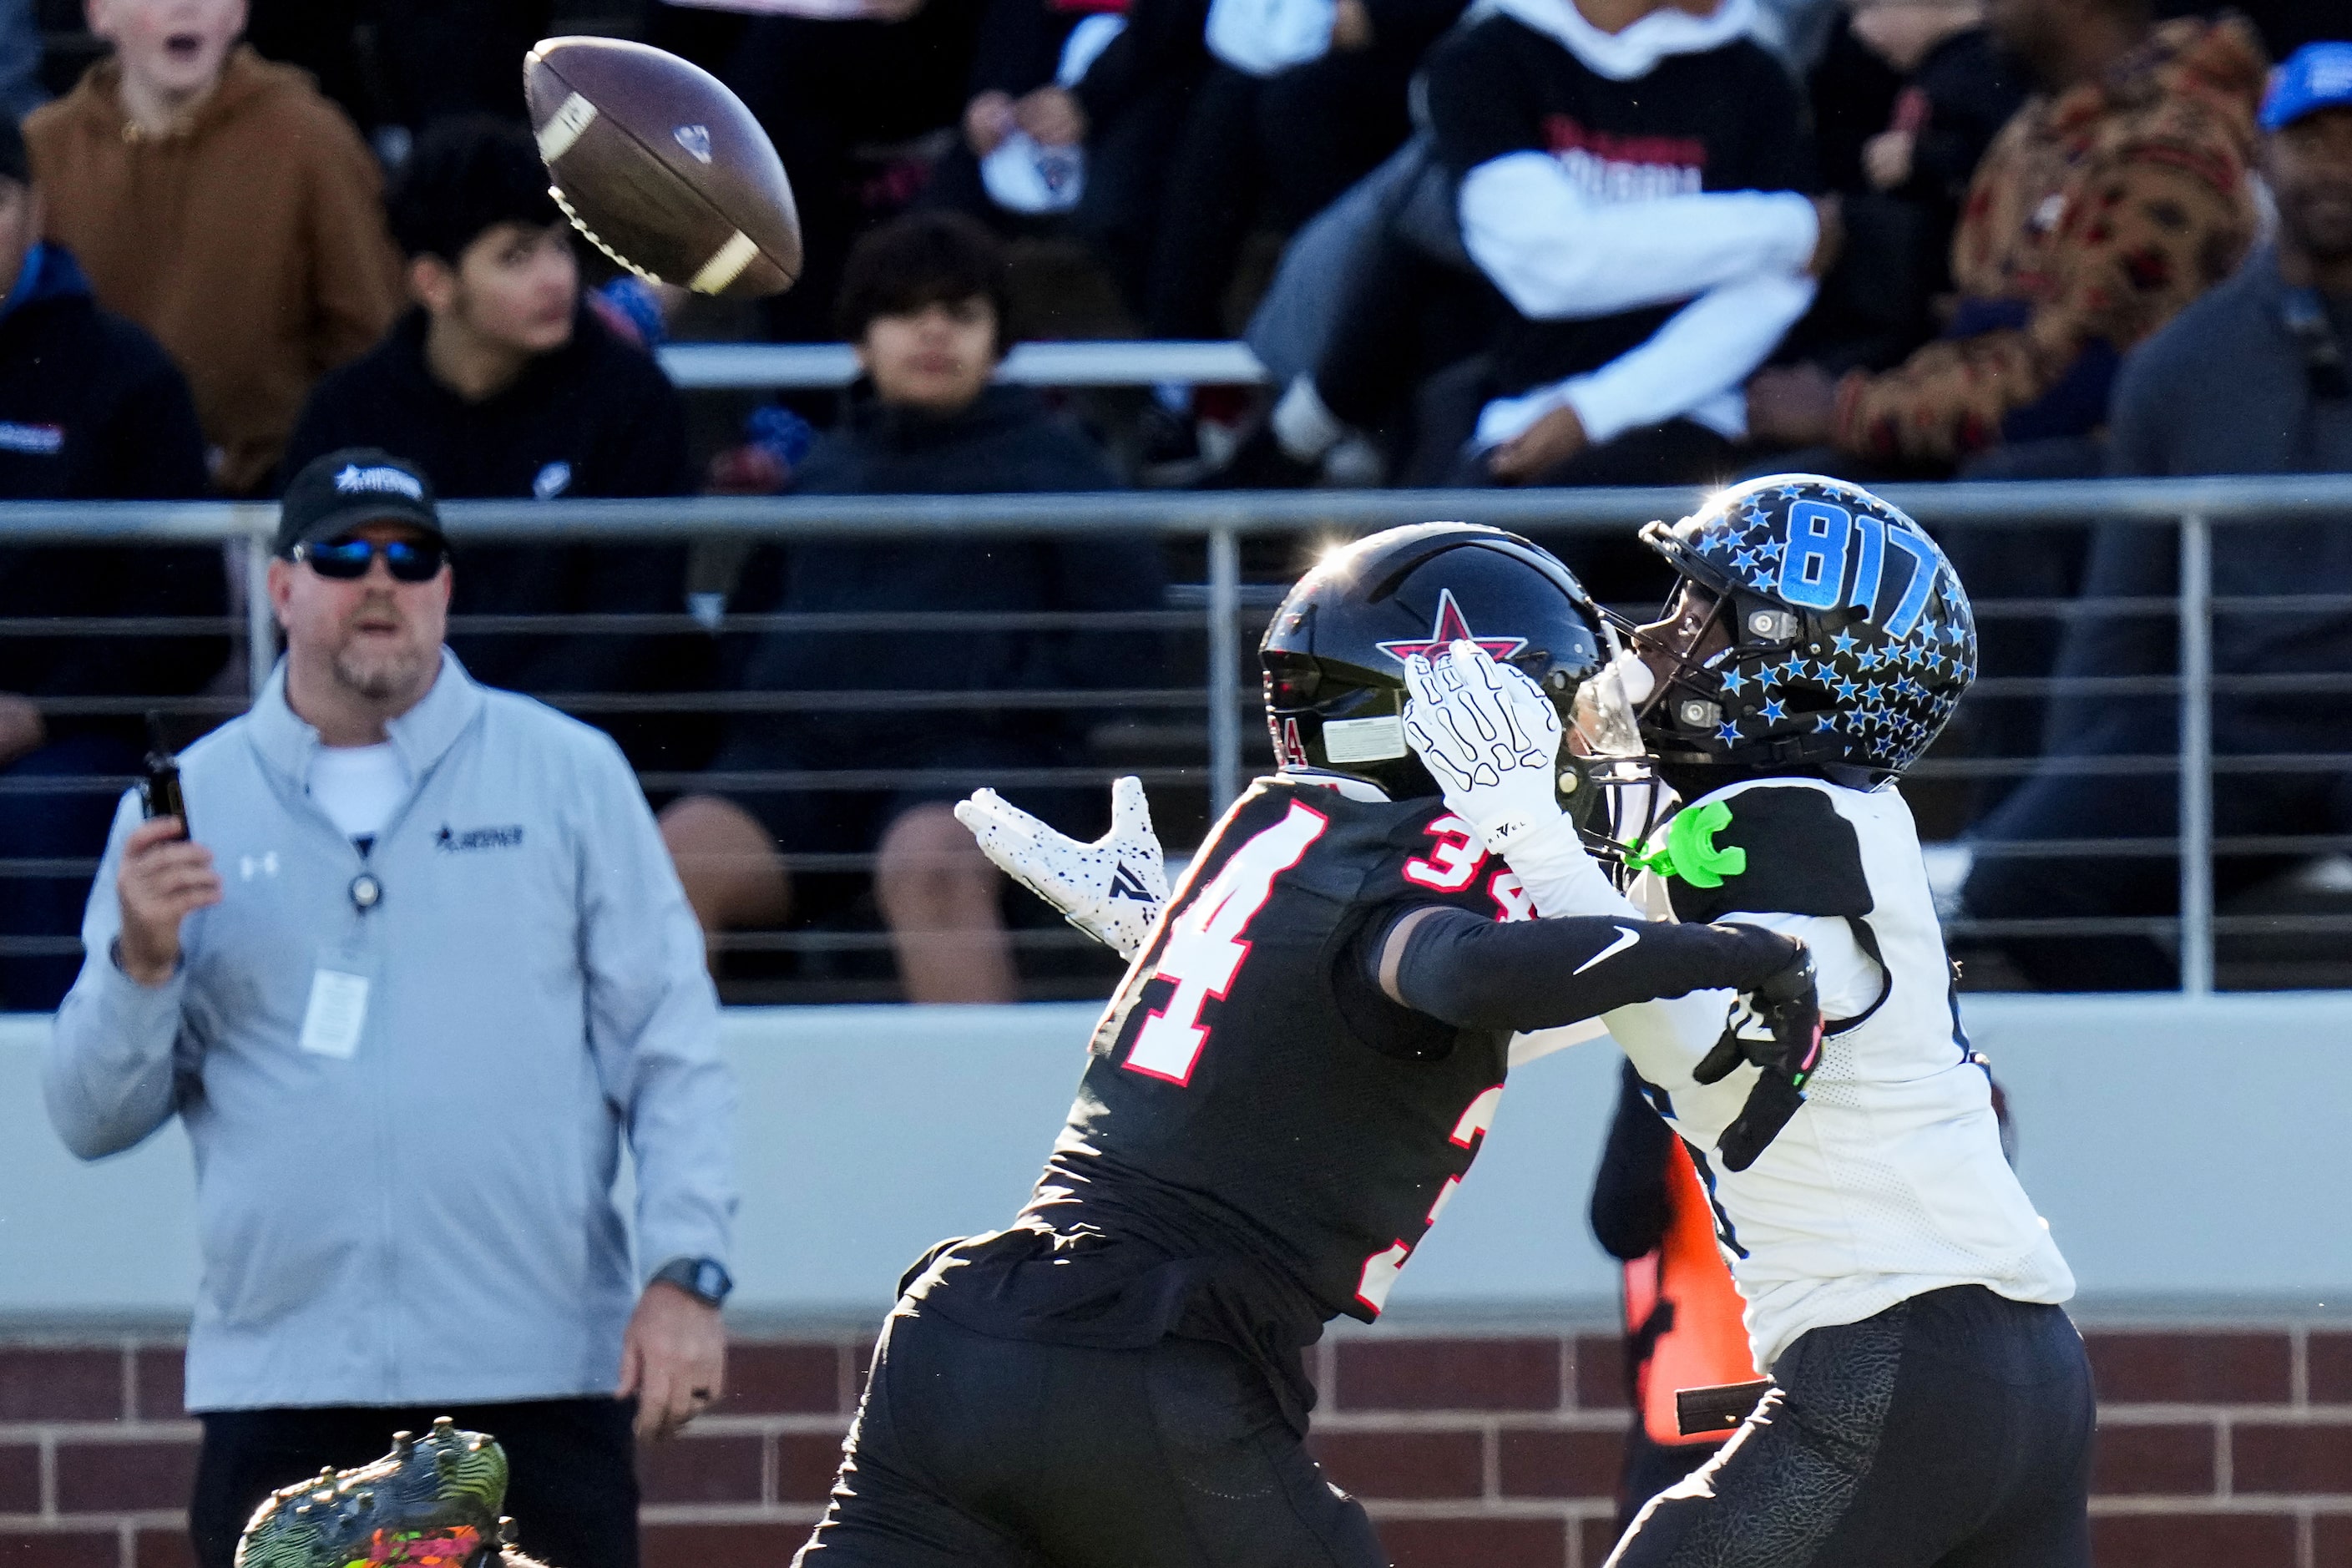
[1747,0,2264,473]
[27,0,403,494]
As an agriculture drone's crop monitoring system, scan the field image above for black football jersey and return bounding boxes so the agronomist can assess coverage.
[1032,776,1532,1322]
[907,775,1803,1428]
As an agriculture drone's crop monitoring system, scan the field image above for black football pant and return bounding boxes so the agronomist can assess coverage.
[1605,1286,2093,1568]
[795,1305,1383,1568]
[1616,1427,1725,1538]
[190,1398,639,1568]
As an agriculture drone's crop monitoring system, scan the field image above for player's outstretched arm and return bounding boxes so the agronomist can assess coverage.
[1376,906,1823,1169]
[1377,903,1811,1034]
[954,776,1170,959]
[1403,640,1827,1167]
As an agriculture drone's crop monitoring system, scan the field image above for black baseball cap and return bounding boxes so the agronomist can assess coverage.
[276,448,444,558]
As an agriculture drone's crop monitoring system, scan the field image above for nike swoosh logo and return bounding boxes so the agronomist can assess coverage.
[1571,924,1643,975]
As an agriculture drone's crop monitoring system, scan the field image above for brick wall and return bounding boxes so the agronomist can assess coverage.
[3,1327,2346,1568]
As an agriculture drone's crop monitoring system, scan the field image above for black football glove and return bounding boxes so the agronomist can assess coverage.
[1692,944,1823,1172]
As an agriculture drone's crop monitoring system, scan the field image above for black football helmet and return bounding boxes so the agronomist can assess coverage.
[1261,523,1611,814]
[1632,474,1977,785]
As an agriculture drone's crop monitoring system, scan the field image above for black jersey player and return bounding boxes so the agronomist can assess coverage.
[792,524,1821,1568]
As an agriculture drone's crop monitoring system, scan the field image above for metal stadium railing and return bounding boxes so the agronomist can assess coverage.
[655,339,1269,390]
[6,473,2350,999]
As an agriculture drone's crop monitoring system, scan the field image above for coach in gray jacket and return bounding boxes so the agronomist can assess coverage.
[47,448,736,1568]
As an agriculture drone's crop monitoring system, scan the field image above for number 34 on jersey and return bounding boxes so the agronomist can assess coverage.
[1103,797,1515,1317]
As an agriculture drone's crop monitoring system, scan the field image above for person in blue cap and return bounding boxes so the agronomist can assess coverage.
[1962,38,2352,989]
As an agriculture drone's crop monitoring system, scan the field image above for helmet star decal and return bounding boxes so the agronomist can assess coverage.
[1374,589,1529,666]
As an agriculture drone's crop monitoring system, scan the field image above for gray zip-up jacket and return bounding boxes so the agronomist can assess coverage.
[47,652,735,1412]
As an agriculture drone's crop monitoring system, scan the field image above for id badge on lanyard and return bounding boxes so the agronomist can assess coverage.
[298,943,379,1059]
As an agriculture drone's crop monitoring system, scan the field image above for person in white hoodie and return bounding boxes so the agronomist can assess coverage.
[1241,0,1842,524]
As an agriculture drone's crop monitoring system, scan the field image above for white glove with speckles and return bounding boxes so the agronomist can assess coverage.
[955,776,1171,960]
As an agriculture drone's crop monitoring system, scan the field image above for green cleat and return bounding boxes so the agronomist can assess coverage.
[233,1416,536,1568]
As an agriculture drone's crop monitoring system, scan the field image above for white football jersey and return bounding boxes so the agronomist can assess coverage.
[1521,777,2074,1372]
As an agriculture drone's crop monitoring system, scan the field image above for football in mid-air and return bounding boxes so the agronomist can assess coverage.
[524,36,802,298]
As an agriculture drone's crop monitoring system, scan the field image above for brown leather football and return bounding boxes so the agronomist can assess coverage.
[524,37,802,299]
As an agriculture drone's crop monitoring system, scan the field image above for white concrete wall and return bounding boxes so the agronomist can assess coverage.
[4,994,2348,1323]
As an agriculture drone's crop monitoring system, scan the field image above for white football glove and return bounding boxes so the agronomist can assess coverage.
[1402,640,1565,855]
[954,776,1171,960]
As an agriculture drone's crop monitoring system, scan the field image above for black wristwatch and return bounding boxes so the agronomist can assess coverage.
[651,1256,733,1308]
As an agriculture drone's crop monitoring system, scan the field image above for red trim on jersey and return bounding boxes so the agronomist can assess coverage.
[1449,1083,1505,1148]
[1489,868,1534,922]
[1355,1238,1414,1314]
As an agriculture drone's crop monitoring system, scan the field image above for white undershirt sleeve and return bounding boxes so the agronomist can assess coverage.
[1474,271,1818,448]
[1457,151,1819,322]
[1496,815,1643,921]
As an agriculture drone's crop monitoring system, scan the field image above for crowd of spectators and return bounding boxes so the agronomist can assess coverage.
[1966,52,2352,987]
[658,212,1165,1004]
[0,0,2347,1004]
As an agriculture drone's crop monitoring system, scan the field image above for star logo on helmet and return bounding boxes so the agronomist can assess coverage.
[1715,721,1742,743]
[1832,630,1858,654]
[1374,589,1529,665]
[1720,668,1748,695]
[1759,698,1787,722]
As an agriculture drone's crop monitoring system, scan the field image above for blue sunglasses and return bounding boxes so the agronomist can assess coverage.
[290,536,448,582]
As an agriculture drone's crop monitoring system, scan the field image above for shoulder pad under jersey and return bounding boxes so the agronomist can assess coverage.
[1641,783,1873,925]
